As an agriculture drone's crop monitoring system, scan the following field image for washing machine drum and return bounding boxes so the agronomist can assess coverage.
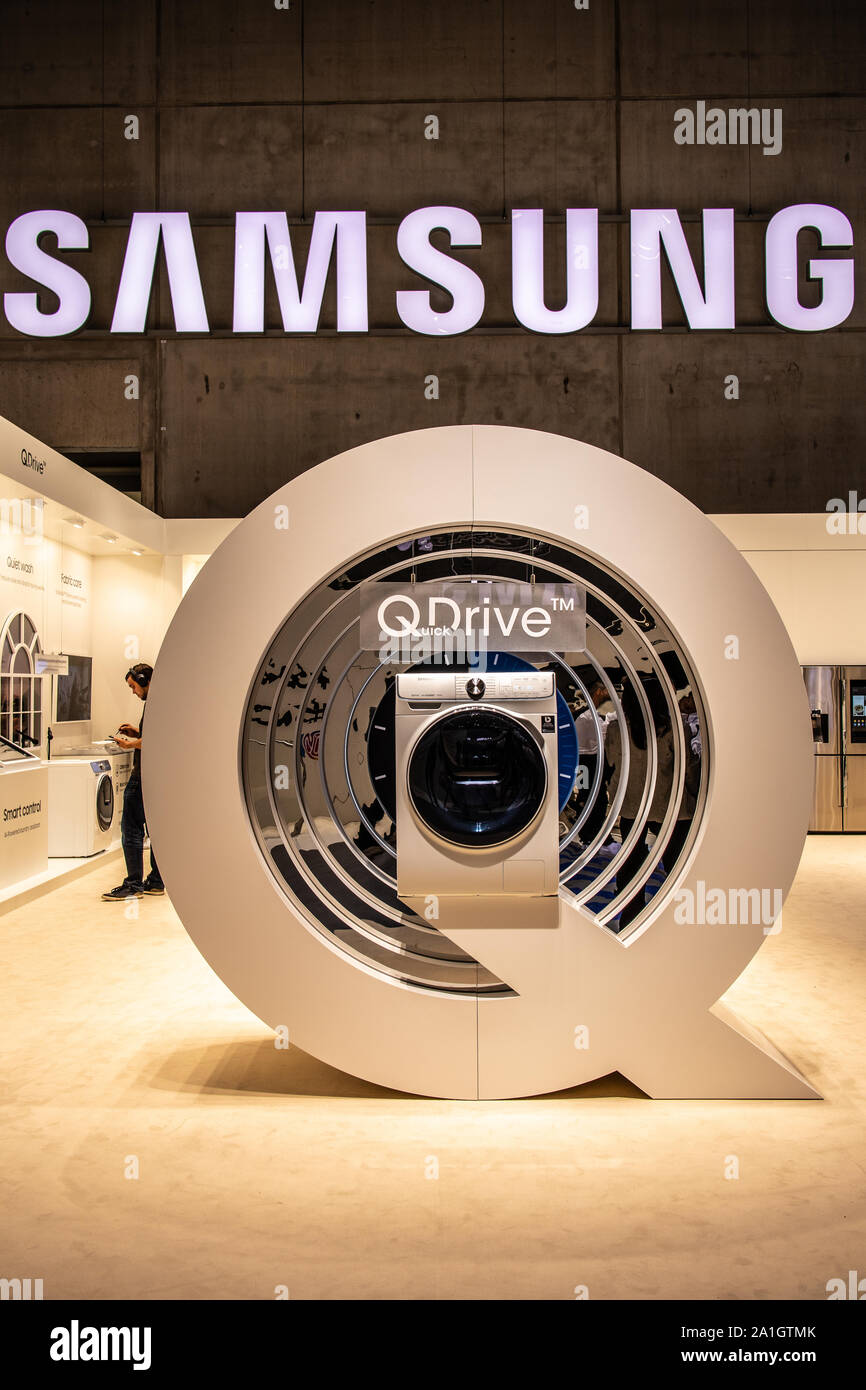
[95,774,114,832]
[408,708,547,849]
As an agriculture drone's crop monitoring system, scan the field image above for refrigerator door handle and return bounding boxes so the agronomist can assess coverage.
[840,676,846,817]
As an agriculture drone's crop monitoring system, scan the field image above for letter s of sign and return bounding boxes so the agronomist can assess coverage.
[396,206,485,336]
[4,211,92,336]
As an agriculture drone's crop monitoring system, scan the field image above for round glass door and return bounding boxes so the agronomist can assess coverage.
[96,775,114,832]
[408,709,547,848]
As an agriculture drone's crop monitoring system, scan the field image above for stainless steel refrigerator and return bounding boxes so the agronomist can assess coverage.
[802,665,866,832]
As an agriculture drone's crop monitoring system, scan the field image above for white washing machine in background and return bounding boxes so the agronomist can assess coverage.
[52,742,132,841]
[394,669,560,929]
[47,758,115,857]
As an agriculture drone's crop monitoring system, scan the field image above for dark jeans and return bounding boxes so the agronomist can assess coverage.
[121,772,162,890]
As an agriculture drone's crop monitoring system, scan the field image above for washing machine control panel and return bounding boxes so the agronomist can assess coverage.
[89,759,111,775]
[397,671,555,702]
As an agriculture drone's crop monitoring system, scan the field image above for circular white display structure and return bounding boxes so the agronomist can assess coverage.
[145,427,816,1099]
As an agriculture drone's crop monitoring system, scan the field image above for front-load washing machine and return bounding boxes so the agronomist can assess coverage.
[96,743,132,812]
[395,669,560,928]
[54,742,132,841]
[47,757,115,857]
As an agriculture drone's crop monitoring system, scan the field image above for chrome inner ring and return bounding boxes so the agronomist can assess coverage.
[241,527,710,996]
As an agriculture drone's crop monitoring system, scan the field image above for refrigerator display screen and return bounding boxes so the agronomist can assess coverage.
[851,682,866,742]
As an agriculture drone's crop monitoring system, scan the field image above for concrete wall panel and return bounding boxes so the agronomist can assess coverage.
[0,1,104,106]
[504,0,615,99]
[0,108,154,228]
[103,1,158,105]
[749,0,866,98]
[0,348,145,451]
[0,110,104,226]
[0,1,156,107]
[504,102,617,211]
[747,98,866,219]
[621,100,751,212]
[304,0,503,102]
[158,335,619,516]
[102,110,157,220]
[622,332,866,512]
[159,0,302,104]
[305,104,503,219]
[160,107,303,218]
[619,0,749,98]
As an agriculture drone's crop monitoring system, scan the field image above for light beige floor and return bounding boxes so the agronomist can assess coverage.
[1,838,864,1301]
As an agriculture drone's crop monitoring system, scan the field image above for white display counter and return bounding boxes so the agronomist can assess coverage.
[0,760,48,890]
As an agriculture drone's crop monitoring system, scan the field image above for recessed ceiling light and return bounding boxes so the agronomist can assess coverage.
[130,549,143,556]
[101,534,117,544]
[64,515,85,528]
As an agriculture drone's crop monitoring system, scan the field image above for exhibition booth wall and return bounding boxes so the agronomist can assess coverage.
[0,411,233,749]
[0,411,230,901]
[718,514,866,668]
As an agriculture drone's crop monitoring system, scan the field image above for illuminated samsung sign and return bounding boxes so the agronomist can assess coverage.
[1,203,855,338]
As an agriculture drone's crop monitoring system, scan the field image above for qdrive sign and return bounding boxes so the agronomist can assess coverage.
[361,581,586,660]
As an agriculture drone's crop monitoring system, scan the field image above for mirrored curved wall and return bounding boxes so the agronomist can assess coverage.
[242,528,709,996]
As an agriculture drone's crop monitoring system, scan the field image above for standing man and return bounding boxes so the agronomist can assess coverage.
[101,662,165,902]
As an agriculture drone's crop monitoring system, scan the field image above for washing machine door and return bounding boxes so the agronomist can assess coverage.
[95,773,114,832]
[408,708,547,848]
